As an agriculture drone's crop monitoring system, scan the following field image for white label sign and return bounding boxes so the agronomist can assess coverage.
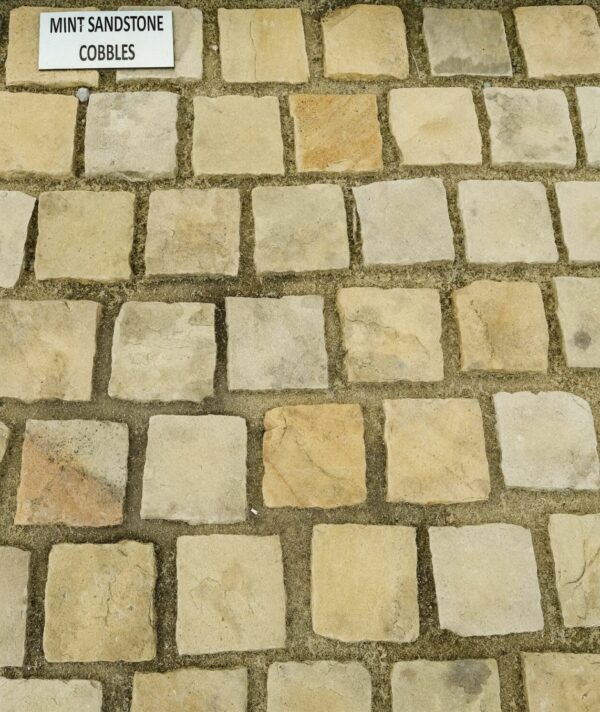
[39,10,174,70]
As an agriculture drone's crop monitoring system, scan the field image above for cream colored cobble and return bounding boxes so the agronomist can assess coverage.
[0,679,102,712]
[522,653,600,712]
[576,87,600,166]
[0,191,35,288]
[556,181,600,262]
[554,276,600,368]
[0,547,29,667]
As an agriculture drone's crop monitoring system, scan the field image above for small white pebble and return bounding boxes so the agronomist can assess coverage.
[483,81,492,89]
[210,44,218,52]
[76,87,90,103]
[250,508,258,515]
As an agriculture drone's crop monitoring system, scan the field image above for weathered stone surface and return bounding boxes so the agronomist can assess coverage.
[485,88,576,167]
[0,300,100,402]
[522,653,600,712]
[0,679,102,712]
[15,419,129,526]
[554,276,600,368]
[458,180,557,264]
[268,661,371,712]
[337,287,444,383]
[0,547,29,667]
[142,415,246,524]
[322,5,408,80]
[36,191,134,281]
[494,391,600,490]
[145,189,240,277]
[0,422,8,465]
[453,281,549,373]
[576,87,600,167]
[44,541,156,662]
[252,184,349,273]
[85,92,178,180]
[193,96,284,175]
[0,191,35,288]
[423,8,512,76]
[219,8,309,83]
[384,399,490,505]
[132,669,247,712]
[353,178,454,266]
[177,535,286,654]
[429,524,543,637]
[263,404,366,508]
[289,94,383,173]
[109,302,216,402]
[312,524,419,642]
[0,92,77,177]
[556,181,600,262]
[226,296,328,391]
[389,88,482,165]
[392,659,502,712]
[515,6,600,78]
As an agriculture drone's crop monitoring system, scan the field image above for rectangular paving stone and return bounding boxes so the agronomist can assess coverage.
[554,276,600,368]
[576,87,600,166]
[0,547,29,667]
[0,191,35,288]
[522,653,600,712]
[0,300,100,402]
[556,181,600,262]
[1,679,102,712]
[176,535,286,654]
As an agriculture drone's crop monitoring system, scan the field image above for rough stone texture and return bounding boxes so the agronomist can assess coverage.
[252,184,349,273]
[85,92,178,180]
[554,276,600,368]
[556,181,600,263]
[15,419,129,526]
[0,92,77,178]
[515,6,600,78]
[384,398,490,505]
[0,300,100,402]
[44,541,156,662]
[0,679,102,712]
[0,190,35,288]
[36,191,135,282]
[219,8,309,83]
[141,415,247,524]
[0,547,29,667]
[391,659,502,712]
[267,661,371,712]
[494,391,600,491]
[458,180,557,264]
[176,535,286,654]
[353,178,454,266]
[109,301,216,402]
[145,189,240,277]
[322,5,408,80]
[312,524,419,643]
[337,287,444,383]
[262,404,366,508]
[0,422,8,465]
[522,653,600,712]
[226,296,328,391]
[453,280,549,373]
[576,87,600,167]
[389,88,482,165]
[289,94,383,173]
[484,88,576,167]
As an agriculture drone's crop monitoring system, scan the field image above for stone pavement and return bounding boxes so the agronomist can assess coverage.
[2,1,600,710]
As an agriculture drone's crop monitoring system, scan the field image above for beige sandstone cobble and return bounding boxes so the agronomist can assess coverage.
[0,679,102,712]
[522,653,600,712]
[554,276,600,368]
[0,547,29,667]
[0,191,35,288]
[556,181,600,263]
[576,87,600,166]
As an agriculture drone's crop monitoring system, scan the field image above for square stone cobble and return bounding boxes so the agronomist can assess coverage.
[36,191,135,282]
[458,180,557,264]
[193,96,284,175]
[267,661,371,712]
[109,302,216,402]
[0,679,102,712]
[384,399,490,505]
[0,92,77,178]
[494,391,600,491]
[0,300,100,402]
[15,419,129,527]
[0,191,35,288]
[322,5,408,80]
[141,415,246,524]
[85,92,178,180]
[0,547,29,667]
[522,653,600,712]
[337,287,444,383]
[262,404,366,509]
[389,88,482,165]
[226,296,328,391]
[484,88,576,167]
[453,280,549,373]
[176,535,286,654]
[429,524,543,637]
[353,178,454,266]
[145,189,240,277]
[423,8,512,77]
[576,87,600,166]
[219,9,309,83]
[44,541,156,662]
[252,184,349,273]
[554,277,600,368]
[289,94,383,173]
[312,524,419,643]
[556,182,600,262]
